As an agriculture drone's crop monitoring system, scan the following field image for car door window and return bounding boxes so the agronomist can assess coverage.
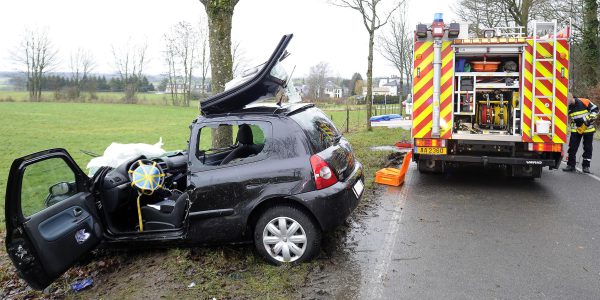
[196,121,270,168]
[20,157,77,217]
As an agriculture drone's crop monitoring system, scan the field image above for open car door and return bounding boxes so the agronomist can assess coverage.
[4,148,103,290]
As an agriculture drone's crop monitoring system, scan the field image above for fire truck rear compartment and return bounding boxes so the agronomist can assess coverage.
[452,49,523,139]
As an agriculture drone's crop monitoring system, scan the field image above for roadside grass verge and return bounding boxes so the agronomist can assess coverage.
[0,101,408,298]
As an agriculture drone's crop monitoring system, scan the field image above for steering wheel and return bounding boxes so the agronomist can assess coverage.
[127,159,165,195]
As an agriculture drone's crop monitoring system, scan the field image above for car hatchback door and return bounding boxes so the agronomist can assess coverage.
[4,148,104,290]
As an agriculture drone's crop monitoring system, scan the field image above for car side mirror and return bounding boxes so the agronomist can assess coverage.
[49,182,70,196]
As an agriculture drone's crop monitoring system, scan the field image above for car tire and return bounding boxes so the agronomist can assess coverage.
[254,205,321,265]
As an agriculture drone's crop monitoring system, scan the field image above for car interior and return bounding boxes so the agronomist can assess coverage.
[198,123,266,166]
[93,152,190,233]
[85,123,267,234]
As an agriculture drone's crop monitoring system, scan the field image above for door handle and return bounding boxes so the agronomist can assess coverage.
[73,207,83,217]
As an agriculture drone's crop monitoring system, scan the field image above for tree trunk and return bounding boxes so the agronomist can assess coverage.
[366,30,375,131]
[202,0,237,147]
[582,0,599,88]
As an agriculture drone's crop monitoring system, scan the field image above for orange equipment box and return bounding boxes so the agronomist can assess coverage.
[375,151,412,186]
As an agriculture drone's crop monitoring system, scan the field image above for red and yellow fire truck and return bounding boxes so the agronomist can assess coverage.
[411,14,570,178]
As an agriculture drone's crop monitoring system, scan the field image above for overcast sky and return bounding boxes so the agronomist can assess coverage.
[0,0,457,79]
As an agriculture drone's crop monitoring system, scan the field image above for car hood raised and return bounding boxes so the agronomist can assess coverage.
[200,34,293,115]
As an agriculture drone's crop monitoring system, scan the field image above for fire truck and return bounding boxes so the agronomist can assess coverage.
[411,13,571,178]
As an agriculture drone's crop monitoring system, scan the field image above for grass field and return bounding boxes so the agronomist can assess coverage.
[0,91,181,106]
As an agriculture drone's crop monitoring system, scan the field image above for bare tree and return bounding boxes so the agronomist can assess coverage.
[164,21,199,106]
[112,40,147,103]
[198,21,210,98]
[231,40,249,77]
[164,33,180,105]
[331,0,400,131]
[199,0,239,147]
[378,0,412,101]
[453,0,506,36]
[501,0,548,33]
[69,48,95,99]
[307,62,330,100]
[12,27,59,101]
[537,0,584,39]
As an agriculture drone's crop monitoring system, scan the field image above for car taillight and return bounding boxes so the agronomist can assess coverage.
[310,154,338,190]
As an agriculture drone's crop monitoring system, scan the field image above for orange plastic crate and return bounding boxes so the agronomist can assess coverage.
[375,152,412,186]
[375,168,404,186]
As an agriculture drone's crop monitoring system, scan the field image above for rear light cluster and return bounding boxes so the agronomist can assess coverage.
[527,143,562,152]
[310,155,338,190]
[415,138,447,147]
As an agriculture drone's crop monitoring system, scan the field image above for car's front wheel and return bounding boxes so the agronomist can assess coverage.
[254,205,321,264]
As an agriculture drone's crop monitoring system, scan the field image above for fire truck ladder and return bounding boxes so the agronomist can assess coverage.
[531,20,558,138]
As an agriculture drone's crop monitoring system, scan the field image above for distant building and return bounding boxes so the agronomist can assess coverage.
[323,81,342,98]
[362,75,402,97]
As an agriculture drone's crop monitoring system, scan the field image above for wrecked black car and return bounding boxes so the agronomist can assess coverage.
[4,34,364,289]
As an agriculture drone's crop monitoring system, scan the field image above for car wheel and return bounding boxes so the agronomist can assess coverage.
[254,205,321,265]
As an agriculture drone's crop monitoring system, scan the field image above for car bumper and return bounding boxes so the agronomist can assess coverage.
[295,161,364,231]
[419,154,558,168]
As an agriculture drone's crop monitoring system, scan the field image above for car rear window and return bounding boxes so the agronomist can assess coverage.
[290,107,340,152]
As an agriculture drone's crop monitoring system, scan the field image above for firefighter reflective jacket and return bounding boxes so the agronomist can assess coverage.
[569,98,599,133]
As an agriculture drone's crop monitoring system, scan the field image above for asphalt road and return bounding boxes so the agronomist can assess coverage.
[328,140,600,299]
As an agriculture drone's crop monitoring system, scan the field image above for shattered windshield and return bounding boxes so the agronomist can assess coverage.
[224,50,301,104]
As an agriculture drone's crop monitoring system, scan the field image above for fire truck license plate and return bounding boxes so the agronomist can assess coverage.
[417,147,447,155]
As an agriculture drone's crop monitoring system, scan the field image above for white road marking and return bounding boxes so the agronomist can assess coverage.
[560,161,600,182]
[362,165,414,299]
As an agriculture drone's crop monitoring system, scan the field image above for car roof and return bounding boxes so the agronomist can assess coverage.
[197,103,315,120]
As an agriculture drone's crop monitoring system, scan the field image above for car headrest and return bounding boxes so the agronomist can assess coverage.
[237,124,253,145]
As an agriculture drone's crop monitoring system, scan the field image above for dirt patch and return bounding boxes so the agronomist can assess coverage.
[384,152,407,168]
[1,243,316,299]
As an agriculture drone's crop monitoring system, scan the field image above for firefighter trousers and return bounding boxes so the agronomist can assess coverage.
[567,132,594,168]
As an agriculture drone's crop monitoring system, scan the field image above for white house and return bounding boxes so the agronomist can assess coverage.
[362,76,402,97]
[323,81,343,98]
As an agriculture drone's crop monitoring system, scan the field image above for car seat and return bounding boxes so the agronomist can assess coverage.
[141,192,188,230]
[220,124,262,165]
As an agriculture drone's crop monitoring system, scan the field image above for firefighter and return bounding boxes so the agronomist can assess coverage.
[563,93,598,173]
